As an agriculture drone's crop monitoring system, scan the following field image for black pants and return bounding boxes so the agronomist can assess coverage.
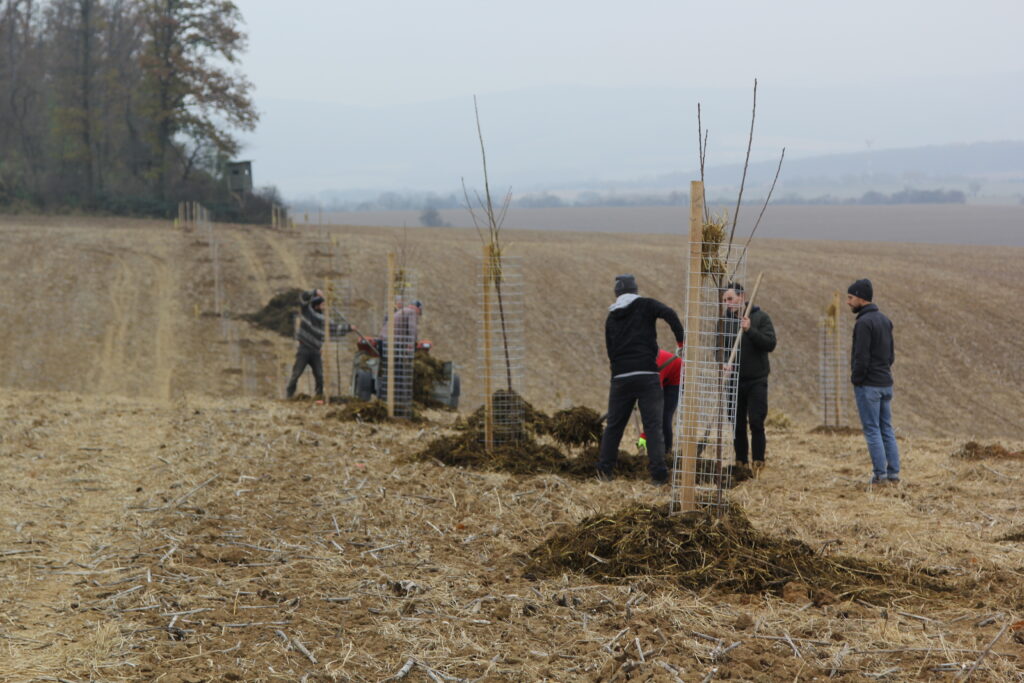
[598,374,667,480]
[735,378,768,463]
[662,384,680,454]
[286,344,323,397]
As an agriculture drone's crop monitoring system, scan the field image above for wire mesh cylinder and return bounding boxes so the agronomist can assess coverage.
[380,268,418,418]
[819,317,844,427]
[479,250,525,448]
[671,229,746,514]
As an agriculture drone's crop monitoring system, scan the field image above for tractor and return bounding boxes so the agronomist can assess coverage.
[350,336,461,409]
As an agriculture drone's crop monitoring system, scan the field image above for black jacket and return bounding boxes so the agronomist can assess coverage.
[605,296,685,377]
[851,303,894,387]
[721,306,777,382]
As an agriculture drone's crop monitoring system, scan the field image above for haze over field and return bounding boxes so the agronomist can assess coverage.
[232,0,1024,209]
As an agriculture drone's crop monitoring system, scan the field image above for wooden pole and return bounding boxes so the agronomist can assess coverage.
[832,290,842,425]
[482,244,495,451]
[675,181,705,513]
[323,281,331,400]
[385,253,396,418]
[724,272,764,369]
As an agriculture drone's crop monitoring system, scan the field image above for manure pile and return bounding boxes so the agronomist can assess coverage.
[326,400,410,423]
[412,432,648,479]
[527,504,951,603]
[953,441,1024,460]
[413,398,655,479]
[243,287,305,337]
[810,425,863,436]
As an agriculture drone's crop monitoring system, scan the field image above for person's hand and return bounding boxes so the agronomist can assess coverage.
[740,315,751,332]
[636,435,647,452]
[723,363,734,375]
[674,341,685,358]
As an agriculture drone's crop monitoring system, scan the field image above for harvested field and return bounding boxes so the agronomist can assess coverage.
[1,216,1023,680]
[3,391,1024,681]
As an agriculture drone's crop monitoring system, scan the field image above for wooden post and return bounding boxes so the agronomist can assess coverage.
[385,252,396,418]
[832,290,842,425]
[323,281,331,400]
[482,244,495,451]
[676,181,705,513]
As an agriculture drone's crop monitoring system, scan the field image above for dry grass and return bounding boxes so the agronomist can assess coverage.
[0,215,1022,438]
[1,215,1023,679]
[1,390,1023,681]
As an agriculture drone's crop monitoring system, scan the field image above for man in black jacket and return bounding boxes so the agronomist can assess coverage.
[285,288,325,398]
[721,283,777,470]
[597,274,685,484]
[847,278,900,485]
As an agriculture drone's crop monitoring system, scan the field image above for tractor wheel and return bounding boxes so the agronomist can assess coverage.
[446,373,461,409]
[354,369,374,402]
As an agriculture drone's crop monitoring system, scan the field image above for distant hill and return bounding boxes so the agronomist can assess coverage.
[650,141,1024,197]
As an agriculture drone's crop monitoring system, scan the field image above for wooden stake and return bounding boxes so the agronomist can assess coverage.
[323,281,331,400]
[482,245,495,451]
[832,290,842,425]
[386,253,396,418]
[724,272,764,370]
[676,181,705,512]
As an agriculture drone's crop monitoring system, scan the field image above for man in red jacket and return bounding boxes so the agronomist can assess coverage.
[638,348,684,455]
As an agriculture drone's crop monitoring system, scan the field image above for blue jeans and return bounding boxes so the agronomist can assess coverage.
[854,385,900,480]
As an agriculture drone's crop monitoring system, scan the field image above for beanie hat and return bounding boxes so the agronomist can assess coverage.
[847,278,873,302]
[614,274,638,296]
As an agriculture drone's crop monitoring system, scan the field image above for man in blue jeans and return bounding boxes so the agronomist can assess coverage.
[847,278,900,485]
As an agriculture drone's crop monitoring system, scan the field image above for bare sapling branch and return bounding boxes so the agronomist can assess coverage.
[730,147,785,281]
[468,96,515,393]
[725,78,757,264]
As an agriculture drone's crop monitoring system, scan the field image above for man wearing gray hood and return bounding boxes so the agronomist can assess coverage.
[597,274,685,484]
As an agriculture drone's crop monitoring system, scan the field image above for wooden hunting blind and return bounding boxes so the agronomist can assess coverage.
[226,161,253,193]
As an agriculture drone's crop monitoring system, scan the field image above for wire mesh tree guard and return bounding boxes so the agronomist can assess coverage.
[671,181,749,515]
[479,246,525,449]
[381,253,418,419]
[819,291,846,428]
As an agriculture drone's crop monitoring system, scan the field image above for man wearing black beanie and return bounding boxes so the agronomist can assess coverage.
[597,274,685,484]
[846,278,900,485]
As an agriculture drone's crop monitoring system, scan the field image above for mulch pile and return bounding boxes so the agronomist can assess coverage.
[327,400,397,423]
[242,288,304,338]
[413,393,654,479]
[952,441,1024,460]
[411,432,648,479]
[413,351,448,408]
[526,503,951,603]
[547,406,604,446]
[810,425,863,436]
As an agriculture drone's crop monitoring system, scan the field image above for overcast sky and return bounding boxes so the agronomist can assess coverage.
[231,0,1024,197]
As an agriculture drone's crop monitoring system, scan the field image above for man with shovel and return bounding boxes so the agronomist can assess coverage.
[285,288,326,399]
[721,282,777,472]
[596,274,685,485]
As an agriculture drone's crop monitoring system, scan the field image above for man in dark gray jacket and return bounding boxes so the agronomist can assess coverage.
[597,274,685,484]
[847,278,900,485]
[285,288,325,398]
[721,282,777,469]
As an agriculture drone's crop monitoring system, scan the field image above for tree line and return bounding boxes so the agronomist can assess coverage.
[0,0,276,220]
